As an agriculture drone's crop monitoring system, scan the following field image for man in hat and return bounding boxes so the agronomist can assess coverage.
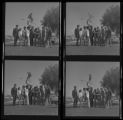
[74,25,80,46]
[13,25,19,46]
[11,84,17,105]
[72,86,78,107]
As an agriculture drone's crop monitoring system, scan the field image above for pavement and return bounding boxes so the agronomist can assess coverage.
[5,46,59,56]
[4,104,58,115]
[66,44,120,55]
[65,104,120,116]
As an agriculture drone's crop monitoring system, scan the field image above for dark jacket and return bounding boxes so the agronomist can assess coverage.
[72,89,78,99]
[74,28,80,39]
[11,87,17,97]
[13,28,19,38]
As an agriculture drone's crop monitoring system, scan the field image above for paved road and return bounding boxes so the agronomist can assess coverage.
[4,105,58,115]
[66,105,120,116]
[5,46,59,56]
[66,45,120,55]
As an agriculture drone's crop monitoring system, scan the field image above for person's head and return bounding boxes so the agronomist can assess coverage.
[26,85,28,89]
[22,85,25,89]
[24,26,26,30]
[27,26,30,30]
[74,86,76,90]
[77,25,79,28]
[79,89,81,92]
[94,89,96,92]
[40,85,43,88]
[18,87,20,90]
[83,88,85,91]
[16,25,18,28]
[80,28,82,31]
[14,84,17,88]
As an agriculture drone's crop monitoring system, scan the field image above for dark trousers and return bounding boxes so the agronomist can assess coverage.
[90,37,93,46]
[30,37,33,46]
[90,98,93,107]
[76,38,79,46]
[13,96,17,105]
[93,98,96,107]
[73,97,78,107]
[14,37,18,46]
[29,95,32,105]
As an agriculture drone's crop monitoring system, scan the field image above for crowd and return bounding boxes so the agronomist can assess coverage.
[74,25,112,46]
[11,83,52,106]
[12,25,52,47]
[72,86,112,108]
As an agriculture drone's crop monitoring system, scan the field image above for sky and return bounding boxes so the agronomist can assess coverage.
[66,62,120,97]
[5,2,59,36]
[4,60,58,96]
[66,2,120,36]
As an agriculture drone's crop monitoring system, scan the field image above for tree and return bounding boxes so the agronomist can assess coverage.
[100,67,120,96]
[100,5,120,35]
[39,64,58,94]
[41,6,59,37]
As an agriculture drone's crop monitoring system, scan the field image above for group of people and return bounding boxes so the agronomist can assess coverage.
[74,25,112,46]
[72,86,112,108]
[11,83,51,106]
[12,24,52,47]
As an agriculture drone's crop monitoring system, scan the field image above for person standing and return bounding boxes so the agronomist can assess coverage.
[44,85,50,105]
[79,28,83,46]
[74,25,80,46]
[82,26,87,46]
[29,26,34,46]
[100,88,105,107]
[87,26,90,46]
[22,26,28,46]
[27,26,30,46]
[47,86,51,104]
[25,85,29,105]
[86,88,90,108]
[100,26,105,46]
[72,86,78,107]
[11,84,17,105]
[21,85,25,105]
[78,89,83,106]
[13,25,19,46]
[89,87,94,108]
[28,85,33,105]
[17,87,22,105]
[39,85,45,105]
[42,26,46,47]
[89,26,93,46]
[107,27,112,46]
[47,27,52,47]
[93,89,97,107]
[108,88,112,108]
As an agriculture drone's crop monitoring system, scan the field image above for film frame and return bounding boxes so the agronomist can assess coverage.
[63,1,122,120]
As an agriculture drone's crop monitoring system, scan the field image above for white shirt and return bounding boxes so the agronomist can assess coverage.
[79,30,83,38]
[25,88,29,96]
[86,90,89,98]
[17,89,21,95]
[26,29,30,37]
[87,29,90,37]
[78,92,83,98]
